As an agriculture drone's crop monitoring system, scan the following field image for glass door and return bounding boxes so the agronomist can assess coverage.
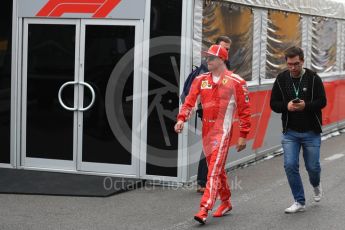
[77,19,142,176]
[21,19,142,176]
[21,19,80,170]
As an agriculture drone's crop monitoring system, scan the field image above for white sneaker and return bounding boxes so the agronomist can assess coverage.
[313,183,323,202]
[284,202,306,213]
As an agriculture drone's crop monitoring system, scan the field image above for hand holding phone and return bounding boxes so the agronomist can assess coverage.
[292,98,300,103]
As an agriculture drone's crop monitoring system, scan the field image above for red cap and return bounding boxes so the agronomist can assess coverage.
[203,45,228,61]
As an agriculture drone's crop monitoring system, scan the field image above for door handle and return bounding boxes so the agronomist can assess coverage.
[79,81,96,112]
[58,81,77,111]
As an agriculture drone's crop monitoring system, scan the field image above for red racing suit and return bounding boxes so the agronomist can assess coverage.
[177,70,251,210]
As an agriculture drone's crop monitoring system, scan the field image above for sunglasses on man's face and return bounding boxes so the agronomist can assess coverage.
[206,55,218,61]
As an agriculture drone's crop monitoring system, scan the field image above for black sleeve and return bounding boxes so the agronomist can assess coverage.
[270,77,288,113]
[304,74,327,111]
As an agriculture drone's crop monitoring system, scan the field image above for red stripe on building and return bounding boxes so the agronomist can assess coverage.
[229,90,271,150]
[323,79,345,125]
[226,78,345,151]
[251,90,272,149]
[93,0,121,18]
[36,0,121,17]
[49,5,100,16]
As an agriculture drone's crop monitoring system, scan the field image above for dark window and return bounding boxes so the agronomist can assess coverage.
[0,0,12,163]
[146,0,182,177]
[202,2,254,81]
[82,25,135,165]
[265,10,302,79]
[26,24,75,160]
[311,17,337,73]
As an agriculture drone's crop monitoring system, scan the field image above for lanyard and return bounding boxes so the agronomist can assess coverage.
[292,77,303,98]
[290,70,305,98]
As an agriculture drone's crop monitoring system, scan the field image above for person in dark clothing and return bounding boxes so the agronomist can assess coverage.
[196,36,232,193]
[270,46,327,213]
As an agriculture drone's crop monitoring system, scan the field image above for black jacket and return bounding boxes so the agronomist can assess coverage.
[270,68,327,133]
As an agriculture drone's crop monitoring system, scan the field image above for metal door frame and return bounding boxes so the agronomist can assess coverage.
[21,18,80,170]
[77,19,143,176]
[21,18,143,177]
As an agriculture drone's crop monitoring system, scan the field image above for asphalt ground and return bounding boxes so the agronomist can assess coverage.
[0,130,344,230]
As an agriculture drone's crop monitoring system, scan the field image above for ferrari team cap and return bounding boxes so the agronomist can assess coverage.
[203,44,228,61]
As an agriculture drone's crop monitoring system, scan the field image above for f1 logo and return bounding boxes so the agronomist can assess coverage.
[36,0,122,18]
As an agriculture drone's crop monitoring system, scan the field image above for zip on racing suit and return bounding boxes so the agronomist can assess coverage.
[177,69,251,210]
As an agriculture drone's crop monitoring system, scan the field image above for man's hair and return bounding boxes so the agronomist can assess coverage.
[215,35,232,45]
[284,46,304,61]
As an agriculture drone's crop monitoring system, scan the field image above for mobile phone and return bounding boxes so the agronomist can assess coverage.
[292,98,300,103]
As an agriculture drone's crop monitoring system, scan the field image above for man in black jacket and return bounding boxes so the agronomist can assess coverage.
[270,46,327,213]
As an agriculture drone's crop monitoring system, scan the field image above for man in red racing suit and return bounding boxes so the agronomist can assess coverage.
[175,45,251,224]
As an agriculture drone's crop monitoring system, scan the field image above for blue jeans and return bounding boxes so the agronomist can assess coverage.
[282,130,321,205]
